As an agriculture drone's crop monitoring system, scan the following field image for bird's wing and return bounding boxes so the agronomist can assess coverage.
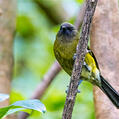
[87,47,99,70]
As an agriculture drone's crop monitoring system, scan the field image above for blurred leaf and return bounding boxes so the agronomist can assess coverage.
[0,99,46,119]
[16,15,35,39]
[0,106,11,118]
[43,91,65,111]
[10,90,26,104]
[75,0,84,4]
[0,94,9,102]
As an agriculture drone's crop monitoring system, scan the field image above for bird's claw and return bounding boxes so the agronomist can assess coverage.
[65,89,81,94]
[65,80,82,94]
[65,89,68,94]
[73,53,77,60]
[78,80,83,86]
[77,90,81,93]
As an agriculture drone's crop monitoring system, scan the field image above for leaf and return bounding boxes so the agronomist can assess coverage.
[6,107,31,116]
[0,94,9,102]
[11,99,46,113]
[75,0,84,4]
[0,99,46,119]
[0,106,11,118]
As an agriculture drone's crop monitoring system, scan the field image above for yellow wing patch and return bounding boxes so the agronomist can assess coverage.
[85,53,98,75]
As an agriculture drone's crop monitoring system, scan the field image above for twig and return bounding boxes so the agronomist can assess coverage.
[62,0,98,119]
[30,61,61,99]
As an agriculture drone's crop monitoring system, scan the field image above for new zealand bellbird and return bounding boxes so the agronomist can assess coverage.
[54,22,119,108]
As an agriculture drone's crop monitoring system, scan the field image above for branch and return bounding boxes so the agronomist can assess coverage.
[30,61,61,99]
[62,0,98,119]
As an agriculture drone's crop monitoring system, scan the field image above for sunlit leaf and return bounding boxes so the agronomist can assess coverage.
[6,107,31,116]
[0,99,46,119]
[11,99,46,113]
[75,0,84,4]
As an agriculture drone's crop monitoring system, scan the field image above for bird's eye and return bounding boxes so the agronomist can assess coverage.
[67,27,73,31]
[60,26,66,31]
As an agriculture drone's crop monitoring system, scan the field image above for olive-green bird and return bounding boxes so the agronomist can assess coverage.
[54,22,119,108]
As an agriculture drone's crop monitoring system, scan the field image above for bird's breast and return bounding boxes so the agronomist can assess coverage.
[54,40,75,75]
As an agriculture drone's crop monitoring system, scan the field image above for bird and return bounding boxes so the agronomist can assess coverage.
[53,22,119,108]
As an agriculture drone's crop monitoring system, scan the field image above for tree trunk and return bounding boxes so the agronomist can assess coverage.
[0,0,16,119]
[91,0,119,118]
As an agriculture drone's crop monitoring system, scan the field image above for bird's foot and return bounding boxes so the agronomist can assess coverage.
[65,89,81,94]
[78,80,83,86]
[73,53,77,60]
[65,82,82,94]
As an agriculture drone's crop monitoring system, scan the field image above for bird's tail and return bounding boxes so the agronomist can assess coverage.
[99,75,119,108]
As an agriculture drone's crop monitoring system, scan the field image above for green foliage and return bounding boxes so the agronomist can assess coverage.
[42,91,65,111]
[10,91,26,104]
[0,99,46,119]
[17,15,35,38]
[75,0,84,4]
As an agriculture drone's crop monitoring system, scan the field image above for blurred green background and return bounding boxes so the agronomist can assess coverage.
[12,0,95,118]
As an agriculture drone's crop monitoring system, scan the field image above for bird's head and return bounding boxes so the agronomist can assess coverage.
[57,22,78,42]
